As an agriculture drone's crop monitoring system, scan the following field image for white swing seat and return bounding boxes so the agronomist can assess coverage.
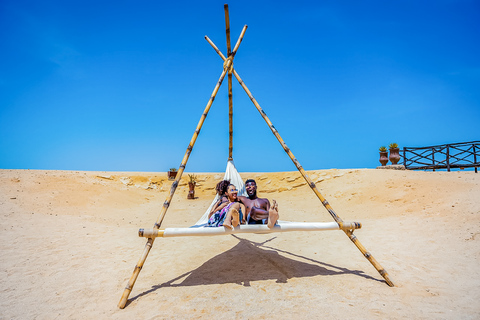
[139,220,361,238]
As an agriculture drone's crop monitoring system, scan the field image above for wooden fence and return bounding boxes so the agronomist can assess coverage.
[403,141,479,172]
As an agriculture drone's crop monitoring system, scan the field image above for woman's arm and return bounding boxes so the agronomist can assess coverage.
[208,198,229,218]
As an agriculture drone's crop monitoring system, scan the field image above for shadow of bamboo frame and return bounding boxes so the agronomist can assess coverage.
[126,235,383,305]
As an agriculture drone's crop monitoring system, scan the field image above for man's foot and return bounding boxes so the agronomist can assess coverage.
[267,199,279,228]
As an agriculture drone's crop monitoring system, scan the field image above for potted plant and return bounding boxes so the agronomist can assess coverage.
[379,146,388,166]
[389,143,401,165]
[187,174,197,199]
[168,168,177,180]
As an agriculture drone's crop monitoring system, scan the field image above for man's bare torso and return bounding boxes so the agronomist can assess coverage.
[238,196,270,221]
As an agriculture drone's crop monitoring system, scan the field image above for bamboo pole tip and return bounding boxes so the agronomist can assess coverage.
[224,4,228,8]
[118,296,128,309]
[385,277,395,287]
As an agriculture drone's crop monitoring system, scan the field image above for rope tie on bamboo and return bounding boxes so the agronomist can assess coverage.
[223,57,234,73]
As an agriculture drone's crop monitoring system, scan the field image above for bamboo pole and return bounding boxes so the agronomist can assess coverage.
[206,23,247,160]
[204,40,394,287]
[118,67,230,309]
[225,4,234,160]
[233,69,394,287]
[225,4,232,57]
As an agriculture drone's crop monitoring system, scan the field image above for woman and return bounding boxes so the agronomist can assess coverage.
[207,183,244,229]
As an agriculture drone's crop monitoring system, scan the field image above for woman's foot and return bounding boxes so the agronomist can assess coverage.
[224,207,240,230]
[230,208,240,227]
[223,221,234,230]
[267,199,279,228]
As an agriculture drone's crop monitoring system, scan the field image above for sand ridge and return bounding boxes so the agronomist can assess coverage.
[1,168,479,319]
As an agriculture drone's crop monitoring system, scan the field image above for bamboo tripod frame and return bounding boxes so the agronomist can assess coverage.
[118,5,393,309]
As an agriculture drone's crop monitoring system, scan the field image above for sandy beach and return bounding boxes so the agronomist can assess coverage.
[1,168,479,319]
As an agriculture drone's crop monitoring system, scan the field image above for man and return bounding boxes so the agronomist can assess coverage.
[238,179,279,228]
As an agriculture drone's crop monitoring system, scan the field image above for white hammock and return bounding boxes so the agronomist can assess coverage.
[139,160,361,238]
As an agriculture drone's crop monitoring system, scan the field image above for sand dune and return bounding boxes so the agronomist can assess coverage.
[1,168,479,319]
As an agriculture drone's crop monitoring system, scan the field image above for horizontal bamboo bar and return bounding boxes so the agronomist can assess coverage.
[139,229,165,238]
[138,221,362,238]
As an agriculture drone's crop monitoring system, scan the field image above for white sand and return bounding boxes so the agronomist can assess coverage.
[1,168,479,319]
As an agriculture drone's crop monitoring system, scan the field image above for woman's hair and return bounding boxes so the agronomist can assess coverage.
[215,179,230,196]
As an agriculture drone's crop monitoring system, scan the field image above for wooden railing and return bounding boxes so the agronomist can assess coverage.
[403,141,479,172]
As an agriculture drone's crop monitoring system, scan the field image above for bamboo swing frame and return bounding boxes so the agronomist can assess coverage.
[118,5,394,309]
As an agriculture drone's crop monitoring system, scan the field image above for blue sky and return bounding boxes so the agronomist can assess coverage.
[1,0,479,172]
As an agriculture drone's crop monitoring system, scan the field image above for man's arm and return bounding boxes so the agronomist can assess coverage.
[249,198,270,221]
[237,196,248,203]
[264,198,271,212]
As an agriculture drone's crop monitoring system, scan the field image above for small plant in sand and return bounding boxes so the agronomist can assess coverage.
[389,143,399,149]
[379,146,387,152]
[168,167,177,180]
[188,174,197,185]
[187,174,197,199]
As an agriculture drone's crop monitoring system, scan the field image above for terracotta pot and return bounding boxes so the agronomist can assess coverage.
[379,151,389,166]
[168,171,177,180]
[389,148,401,165]
[187,182,196,199]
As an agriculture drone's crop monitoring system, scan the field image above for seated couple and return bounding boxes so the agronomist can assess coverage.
[207,179,279,229]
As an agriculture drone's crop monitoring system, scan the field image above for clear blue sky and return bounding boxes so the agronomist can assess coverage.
[1,0,479,172]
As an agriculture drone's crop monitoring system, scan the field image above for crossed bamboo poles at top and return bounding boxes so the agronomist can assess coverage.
[118,5,393,309]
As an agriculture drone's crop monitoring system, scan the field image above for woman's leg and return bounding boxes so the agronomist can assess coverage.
[223,203,240,229]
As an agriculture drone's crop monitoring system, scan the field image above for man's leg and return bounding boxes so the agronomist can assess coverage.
[267,199,279,228]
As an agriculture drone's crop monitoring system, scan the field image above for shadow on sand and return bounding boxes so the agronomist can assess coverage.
[129,235,382,304]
